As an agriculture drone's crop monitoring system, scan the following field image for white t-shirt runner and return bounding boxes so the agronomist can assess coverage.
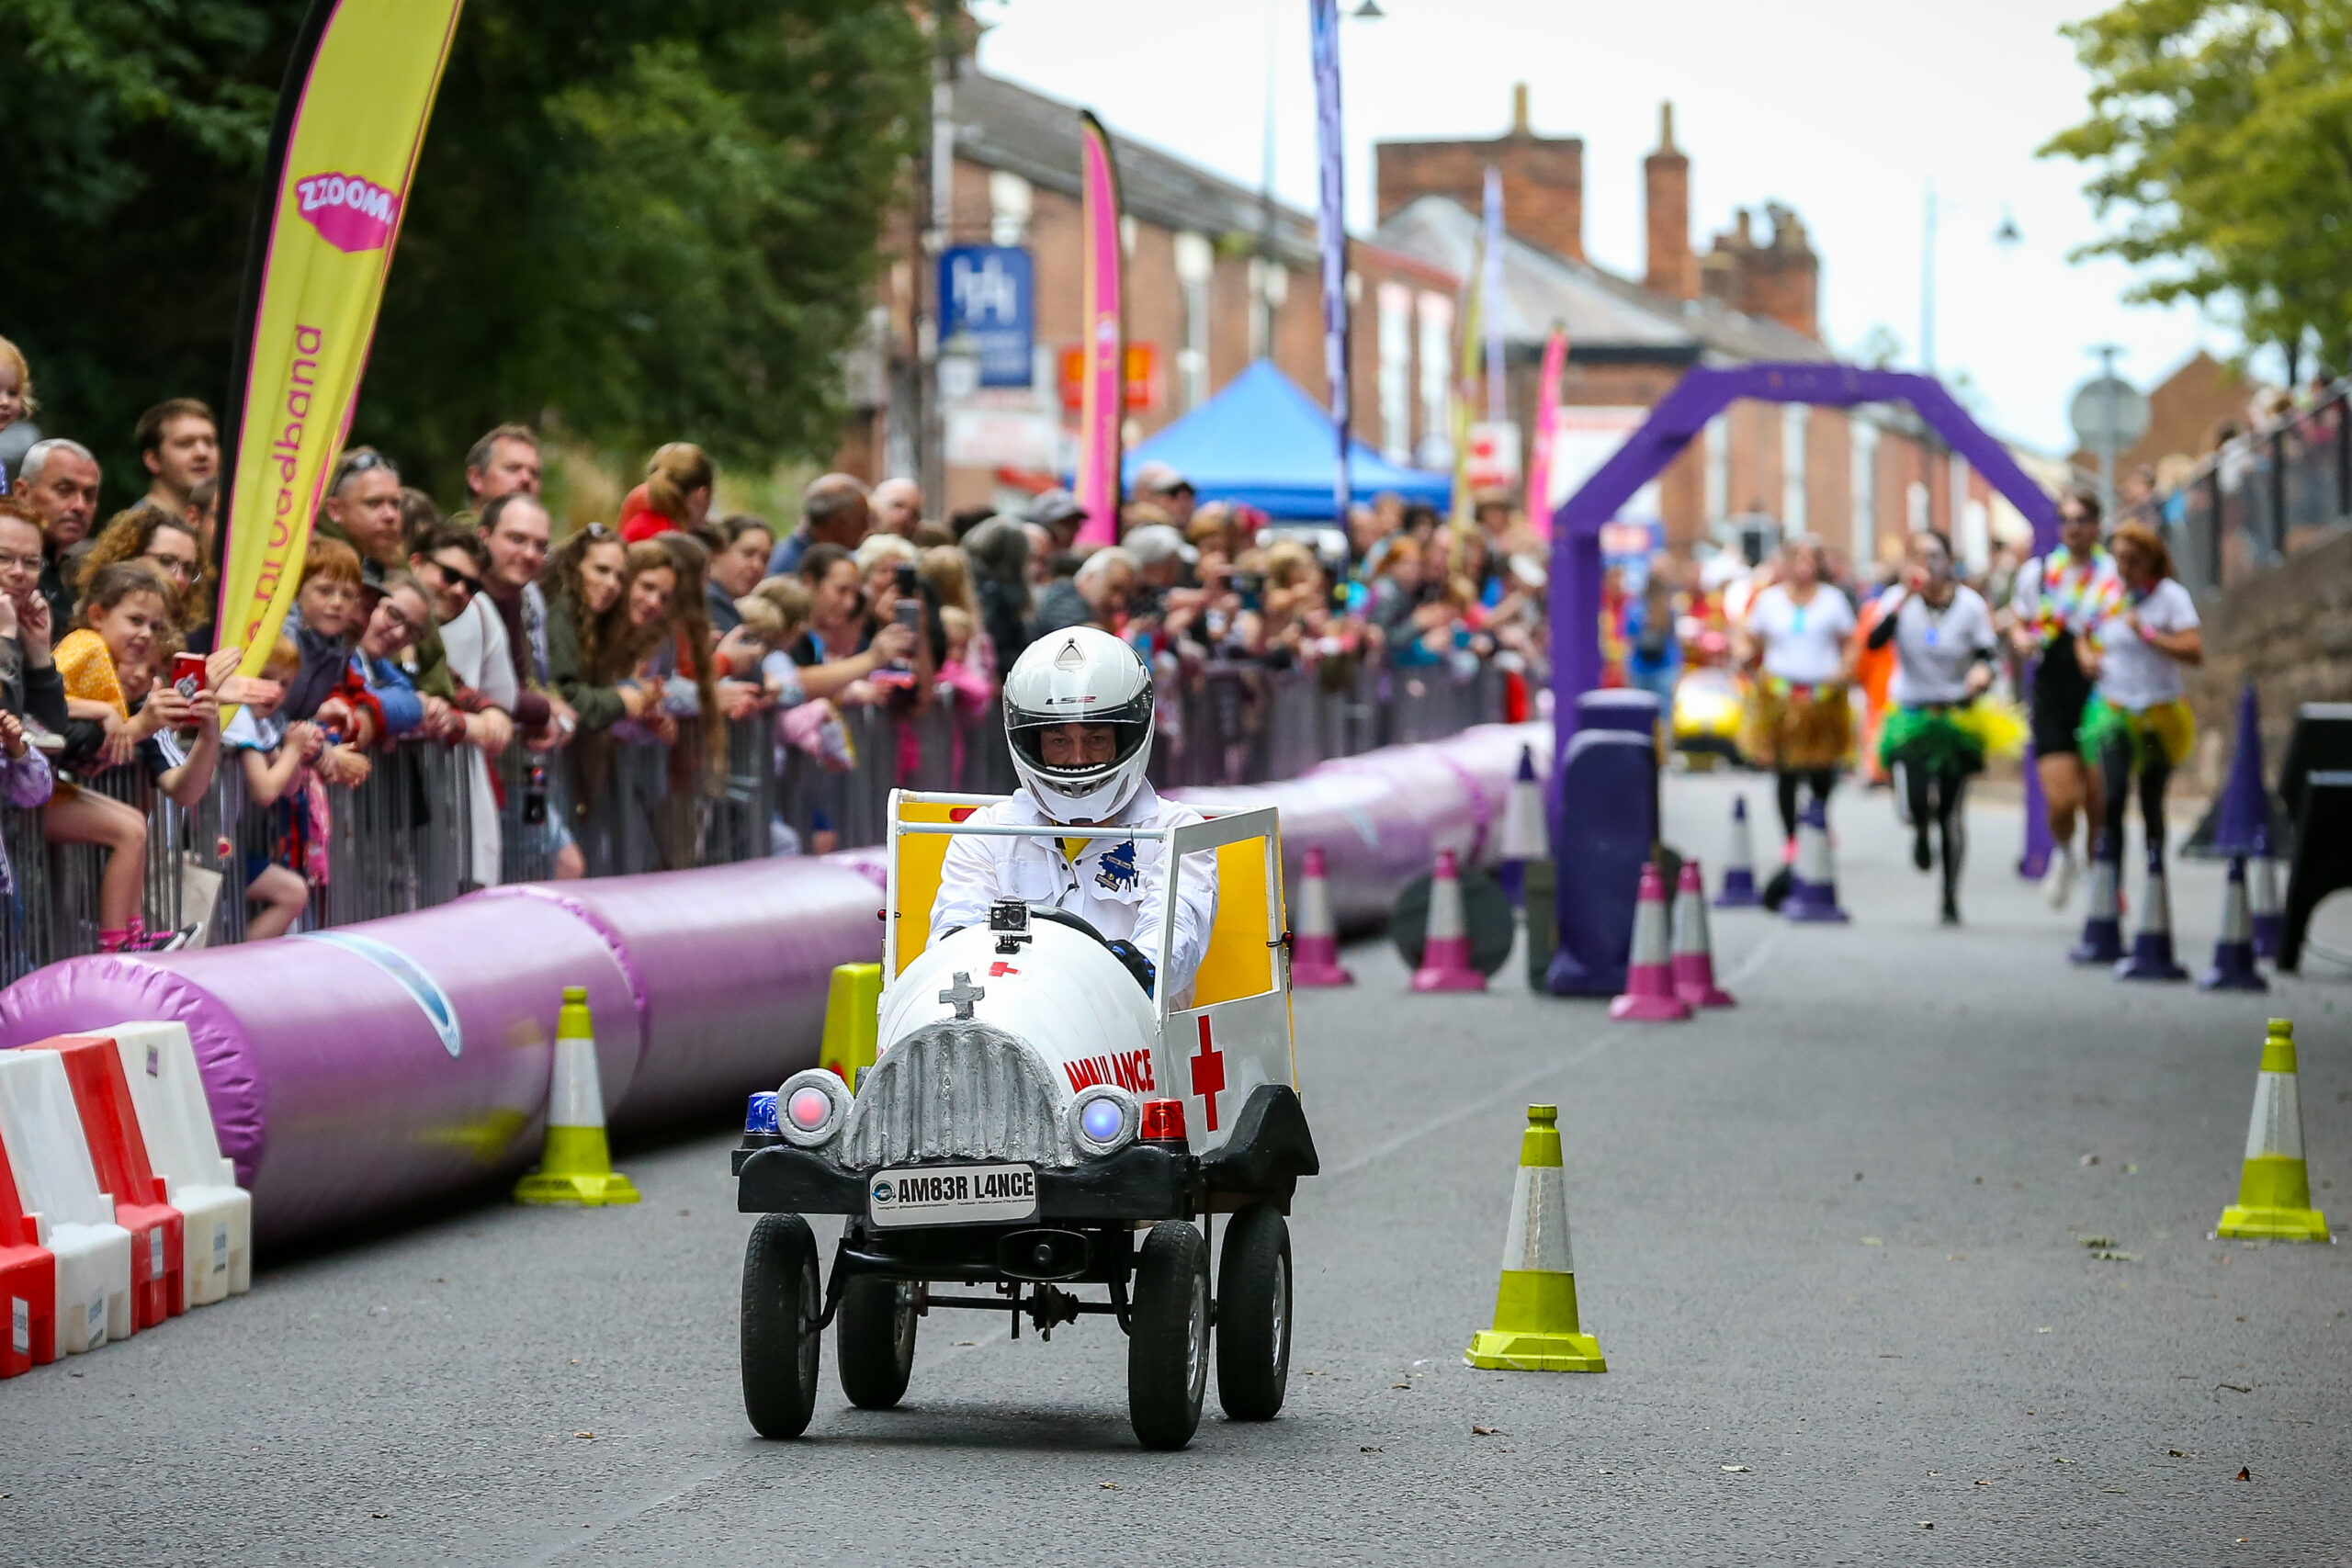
[2087,578,2199,711]
[1747,583,1856,685]
[1880,585,1996,705]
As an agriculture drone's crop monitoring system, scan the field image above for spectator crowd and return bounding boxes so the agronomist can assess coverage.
[0,331,1544,958]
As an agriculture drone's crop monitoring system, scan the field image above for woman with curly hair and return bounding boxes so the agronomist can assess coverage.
[74,503,216,648]
[547,526,662,738]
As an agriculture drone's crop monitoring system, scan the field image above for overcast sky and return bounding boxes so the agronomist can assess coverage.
[975,0,2235,455]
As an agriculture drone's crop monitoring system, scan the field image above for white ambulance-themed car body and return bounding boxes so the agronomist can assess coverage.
[733,791,1317,1451]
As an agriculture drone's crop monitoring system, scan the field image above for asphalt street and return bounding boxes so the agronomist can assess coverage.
[4,770,2348,1566]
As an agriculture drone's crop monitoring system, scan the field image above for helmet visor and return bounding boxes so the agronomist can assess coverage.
[1007,689,1154,797]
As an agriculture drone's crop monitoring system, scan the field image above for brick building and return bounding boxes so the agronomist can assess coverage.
[846,67,1462,517]
[1373,92,2032,572]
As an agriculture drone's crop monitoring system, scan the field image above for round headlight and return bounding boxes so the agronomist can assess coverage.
[1067,1083,1139,1156]
[775,1067,851,1148]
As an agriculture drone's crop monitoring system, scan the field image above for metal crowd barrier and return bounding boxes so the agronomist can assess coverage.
[2136,378,2351,593]
[0,660,1507,964]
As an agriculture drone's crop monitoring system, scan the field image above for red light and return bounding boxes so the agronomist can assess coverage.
[787,1088,831,1131]
[1138,1099,1187,1143]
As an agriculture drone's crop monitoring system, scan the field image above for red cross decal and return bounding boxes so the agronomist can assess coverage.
[1189,1015,1227,1133]
[988,961,1020,977]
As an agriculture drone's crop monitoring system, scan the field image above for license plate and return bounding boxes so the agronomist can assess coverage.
[867,1163,1038,1228]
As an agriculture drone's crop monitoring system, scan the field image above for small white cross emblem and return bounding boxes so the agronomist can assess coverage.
[939,972,986,1019]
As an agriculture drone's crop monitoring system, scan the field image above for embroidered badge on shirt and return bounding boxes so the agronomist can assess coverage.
[1095,839,1140,893]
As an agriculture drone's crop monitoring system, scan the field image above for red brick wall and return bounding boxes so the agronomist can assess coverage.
[1376,136,1586,263]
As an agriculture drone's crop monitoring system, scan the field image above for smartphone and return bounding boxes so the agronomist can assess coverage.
[170,652,209,700]
[1236,571,1265,614]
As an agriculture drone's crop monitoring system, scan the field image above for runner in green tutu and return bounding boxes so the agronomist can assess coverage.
[1867,530,2006,924]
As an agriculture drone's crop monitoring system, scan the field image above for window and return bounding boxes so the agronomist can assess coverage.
[1415,292,1453,468]
[1174,231,1214,413]
[1781,404,1808,537]
[1849,415,1878,568]
[1377,282,1412,463]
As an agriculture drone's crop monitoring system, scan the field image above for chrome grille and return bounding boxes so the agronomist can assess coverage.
[840,1021,1076,1169]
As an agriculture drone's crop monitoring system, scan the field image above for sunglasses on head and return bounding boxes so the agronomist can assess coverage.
[334,450,399,486]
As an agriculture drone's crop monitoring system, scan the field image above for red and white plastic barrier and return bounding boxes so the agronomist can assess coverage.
[104,1022,251,1307]
[0,1050,133,1353]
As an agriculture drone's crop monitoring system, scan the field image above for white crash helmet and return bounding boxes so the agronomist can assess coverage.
[1003,626,1155,823]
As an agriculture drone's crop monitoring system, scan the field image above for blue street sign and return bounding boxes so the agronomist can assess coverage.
[940,245,1035,388]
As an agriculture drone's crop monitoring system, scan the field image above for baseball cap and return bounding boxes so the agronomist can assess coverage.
[1132,460,1193,496]
[1124,523,1198,568]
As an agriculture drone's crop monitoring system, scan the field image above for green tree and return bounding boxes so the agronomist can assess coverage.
[2041,0,2352,376]
[0,0,926,508]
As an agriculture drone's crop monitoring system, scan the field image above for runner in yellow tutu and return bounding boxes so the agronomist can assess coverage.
[2078,520,2201,866]
[1865,529,2019,925]
[1735,538,1855,908]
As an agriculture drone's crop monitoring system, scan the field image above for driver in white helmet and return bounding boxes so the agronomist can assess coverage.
[932,626,1218,1006]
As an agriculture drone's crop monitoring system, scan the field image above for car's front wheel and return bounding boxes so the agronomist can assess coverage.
[741,1213,822,1438]
[1127,1220,1210,1450]
[837,1275,918,1409]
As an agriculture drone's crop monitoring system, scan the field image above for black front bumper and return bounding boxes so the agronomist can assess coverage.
[735,1140,1190,1223]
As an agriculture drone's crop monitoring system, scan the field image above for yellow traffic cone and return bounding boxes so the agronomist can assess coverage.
[2216,1019,2329,1242]
[820,963,883,1091]
[514,987,639,1206]
[1465,1105,1606,1372]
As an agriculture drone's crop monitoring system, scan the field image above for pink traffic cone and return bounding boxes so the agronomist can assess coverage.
[1669,861,1736,1008]
[1410,849,1487,993]
[1611,862,1693,1021]
[1290,846,1353,987]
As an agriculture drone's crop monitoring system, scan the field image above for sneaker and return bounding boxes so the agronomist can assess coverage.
[2043,845,2077,909]
[129,924,198,953]
[1912,830,1933,873]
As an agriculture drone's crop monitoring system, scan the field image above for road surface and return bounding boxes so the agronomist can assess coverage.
[5,772,2347,1564]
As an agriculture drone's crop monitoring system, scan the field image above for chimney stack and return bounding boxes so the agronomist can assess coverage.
[1701,201,1821,341]
[1375,83,1583,261]
[1643,101,1695,302]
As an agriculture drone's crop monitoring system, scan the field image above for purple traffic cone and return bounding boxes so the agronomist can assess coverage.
[1611,861,1692,1021]
[1781,796,1849,923]
[1669,862,1735,1008]
[2249,853,2284,961]
[1495,745,1547,907]
[2069,831,2125,965]
[2115,845,2189,982]
[2198,858,2268,993]
[1714,795,1760,908]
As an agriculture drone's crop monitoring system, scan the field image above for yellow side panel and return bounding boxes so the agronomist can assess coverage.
[1190,835,1277,1008]
[892,800,969,976]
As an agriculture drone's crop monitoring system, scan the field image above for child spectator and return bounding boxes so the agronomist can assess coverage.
[114,632,226,807]
[222,637,325,940]
[0,334,37,491]
[51,561,191,949]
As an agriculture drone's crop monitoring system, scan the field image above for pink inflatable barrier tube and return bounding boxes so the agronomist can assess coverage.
[0,724,1540,1241]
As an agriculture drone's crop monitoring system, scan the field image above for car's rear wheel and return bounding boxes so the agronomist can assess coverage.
[837,1275,918,1409]
[1216,1204,1291,1420]
[741,1213,821,1438]
[1127,1220,1210,1450]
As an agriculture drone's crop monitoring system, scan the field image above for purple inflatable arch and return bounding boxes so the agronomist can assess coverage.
[1545,362,2064,874]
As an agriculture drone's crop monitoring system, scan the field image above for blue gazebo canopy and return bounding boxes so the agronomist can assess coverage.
[1121,359,1452,520]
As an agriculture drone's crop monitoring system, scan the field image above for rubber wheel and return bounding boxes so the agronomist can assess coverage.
[1215,1205,1292,1420]
[836,1275,918,1409]
[1127,1220,1210,1450]
[741,1213,822,1439]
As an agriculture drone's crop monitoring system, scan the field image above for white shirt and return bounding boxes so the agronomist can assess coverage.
[1883,585,1996,705]
[2089,578,2199,711]
[931,781,1218,1007]
[438,596,516,709]
[1747,583,1855,684]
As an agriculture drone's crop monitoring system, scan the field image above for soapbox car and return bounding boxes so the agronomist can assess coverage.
[734,791,1317,1450]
